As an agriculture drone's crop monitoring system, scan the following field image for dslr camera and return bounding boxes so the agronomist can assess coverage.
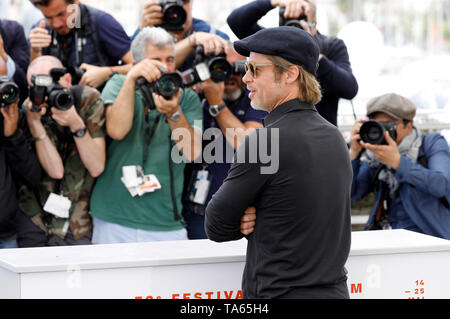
[230,60,246,76]
[279,7,313,30]
[29,68,74,113]
[158,0,187,31]
[359,120,397,145]
[181,45,232,86]
[0,76,20,108]
[137,71,183,110]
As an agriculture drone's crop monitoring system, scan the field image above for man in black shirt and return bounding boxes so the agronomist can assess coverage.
[205,26,352,299]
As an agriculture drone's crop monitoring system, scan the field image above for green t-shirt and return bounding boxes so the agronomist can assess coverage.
[90,74,202,231]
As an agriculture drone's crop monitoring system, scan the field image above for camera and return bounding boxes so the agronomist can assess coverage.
[29,68,74,112]
[181,45,232,86]
[159,0,187,31]
[67,66,85,85]
[359,120,397,145]
[279,7,309,29]
[231,60,246,76]
[0,76,20,107]
[137,71,183,110]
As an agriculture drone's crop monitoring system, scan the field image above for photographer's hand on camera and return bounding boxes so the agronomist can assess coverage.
[0,100,19,137]
[29,21,52,62]
[349,119,365,160]
[79,63,114,89]
[139,0,163,29]
[272,0,311,20]
[201,79,225,106]
[152,88,181,117]
[361,132,401,170]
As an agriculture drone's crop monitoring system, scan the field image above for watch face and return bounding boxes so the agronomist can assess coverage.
[74,128,87,137]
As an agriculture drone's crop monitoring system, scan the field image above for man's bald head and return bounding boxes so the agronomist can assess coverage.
[27,55,68,86]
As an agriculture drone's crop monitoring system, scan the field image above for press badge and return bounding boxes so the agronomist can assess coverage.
[121,165,161,197]
[43,193,71,218]
[186,170,212,205]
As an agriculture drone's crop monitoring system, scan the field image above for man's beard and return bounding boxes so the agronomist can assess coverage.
[223,87,244,103]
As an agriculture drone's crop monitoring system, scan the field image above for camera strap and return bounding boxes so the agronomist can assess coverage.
[143,107,161,166]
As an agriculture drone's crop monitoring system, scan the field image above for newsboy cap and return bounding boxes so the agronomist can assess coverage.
[366,93,416,121]
[233,26,320,75]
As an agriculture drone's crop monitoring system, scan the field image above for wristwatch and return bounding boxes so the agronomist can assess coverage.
[72,127,87,138]
[168,107,182,122]
[209,103,226,117]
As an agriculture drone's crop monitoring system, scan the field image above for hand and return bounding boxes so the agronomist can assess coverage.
[127,59,166,83]
[152,89,182,117]
[361,132,401,170]
[240,207,256,236]
[79,64,111,88]
[50,105,85,132]
[199,79,225,106]
[189,32,229,56]
[29,20,51,53]
[140,0,163,29]
[1,100,20,137]
[349,118,365,160]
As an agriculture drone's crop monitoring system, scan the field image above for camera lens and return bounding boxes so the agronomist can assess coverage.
[156,73,182,98]
[359,120,385,145]
[49,90,74,110]
[163,5,186,27]
[209,58,232,82]
[0,82,19,105]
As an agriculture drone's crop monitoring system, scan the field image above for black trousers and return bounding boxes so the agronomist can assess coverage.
[14,209,92,247]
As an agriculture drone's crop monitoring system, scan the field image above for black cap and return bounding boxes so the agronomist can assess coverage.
[233,26,320,75]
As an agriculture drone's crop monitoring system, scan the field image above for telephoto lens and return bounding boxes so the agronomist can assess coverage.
[0,76,20,105]
[48,88,74,110]
[359,120,397,145]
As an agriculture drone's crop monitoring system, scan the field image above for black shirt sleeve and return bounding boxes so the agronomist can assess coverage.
[205,130,271,242]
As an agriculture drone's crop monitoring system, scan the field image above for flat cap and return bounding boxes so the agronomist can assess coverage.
[233,26,319,75]
[367,93,416,121]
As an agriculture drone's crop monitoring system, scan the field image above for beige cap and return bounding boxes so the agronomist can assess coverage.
[366,93,416,121]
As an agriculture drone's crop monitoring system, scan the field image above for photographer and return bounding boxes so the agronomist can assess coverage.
[132,0,230,71]
[182,46,267,239]
[28,0,132,89]
[227,0,358,126]
[89,27,203,244]
[15,55,106,247]
[0,19,30,105]
[350,93,450,239]
[0,94,41,249]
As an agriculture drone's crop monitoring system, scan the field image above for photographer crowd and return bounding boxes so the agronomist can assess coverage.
[0,0,449,254]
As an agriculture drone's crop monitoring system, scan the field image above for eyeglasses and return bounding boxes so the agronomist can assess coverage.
[244,61,274,78]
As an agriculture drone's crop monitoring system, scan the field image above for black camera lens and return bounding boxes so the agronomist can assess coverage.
[0,82,20,105]
[160,0,187,31]
[279,7,308,29]
[209,58,232,83]
[156,73,182,98]
[359,120,397,145]
[48,89,74,110]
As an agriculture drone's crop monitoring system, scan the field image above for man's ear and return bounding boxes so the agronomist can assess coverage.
[63,73,72,88]
[284,65,299,85]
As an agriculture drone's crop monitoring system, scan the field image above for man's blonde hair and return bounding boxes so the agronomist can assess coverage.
[267,55,322,105]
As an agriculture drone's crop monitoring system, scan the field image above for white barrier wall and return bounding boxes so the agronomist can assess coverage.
[0,230,449,299]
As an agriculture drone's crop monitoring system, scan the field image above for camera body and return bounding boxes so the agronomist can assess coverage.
[279,7,309,29]
[0,76,20,107]
[359,120,397,145]
[181,45,232,86]
[159,0,187,31]
[29,68,74,113]
[137,72,183,110]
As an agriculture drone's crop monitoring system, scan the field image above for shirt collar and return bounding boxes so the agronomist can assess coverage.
[263,99,317,127]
